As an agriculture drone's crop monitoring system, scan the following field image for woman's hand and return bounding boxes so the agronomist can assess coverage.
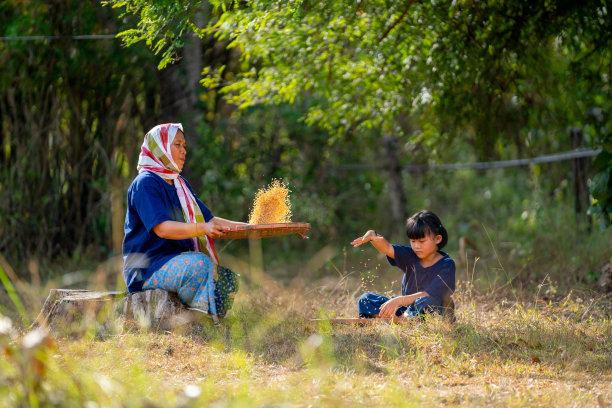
[350,230,383,247]
[378,297,404,318]
[200,221,228,238]
[209,216,248,228]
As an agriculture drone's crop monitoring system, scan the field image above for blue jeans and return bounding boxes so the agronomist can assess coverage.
[357,292,444,318]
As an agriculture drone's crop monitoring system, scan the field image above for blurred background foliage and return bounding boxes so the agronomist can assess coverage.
[0,0,611,296]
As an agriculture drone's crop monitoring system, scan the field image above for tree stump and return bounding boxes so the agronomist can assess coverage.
[32,289,123,332]
[123,289,204,329]
[33,289,205,334]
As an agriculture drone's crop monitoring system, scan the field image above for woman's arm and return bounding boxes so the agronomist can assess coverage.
[152,220,228,240]
[350,230,395,258]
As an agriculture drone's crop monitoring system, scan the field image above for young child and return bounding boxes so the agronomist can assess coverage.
[351,210,455,319]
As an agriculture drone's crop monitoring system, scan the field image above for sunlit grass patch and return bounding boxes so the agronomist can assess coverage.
[1,274,611,407]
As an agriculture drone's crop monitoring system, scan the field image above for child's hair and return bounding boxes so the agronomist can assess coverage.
[406,210,448,249]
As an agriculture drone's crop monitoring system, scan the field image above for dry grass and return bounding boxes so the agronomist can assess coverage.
[1,266,611,407]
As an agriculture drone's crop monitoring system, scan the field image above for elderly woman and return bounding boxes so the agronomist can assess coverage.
[122,123,245,322]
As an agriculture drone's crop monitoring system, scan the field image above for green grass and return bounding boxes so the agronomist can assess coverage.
[1,269,611,408]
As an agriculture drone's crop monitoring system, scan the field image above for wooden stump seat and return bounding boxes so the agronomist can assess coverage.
[33,289,203,333]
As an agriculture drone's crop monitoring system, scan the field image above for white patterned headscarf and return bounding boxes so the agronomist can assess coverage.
[137,123,219,264]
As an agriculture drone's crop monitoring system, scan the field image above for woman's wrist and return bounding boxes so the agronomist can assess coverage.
[194,223,200,237]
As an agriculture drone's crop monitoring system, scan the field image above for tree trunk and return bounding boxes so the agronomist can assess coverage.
[383,136,408,226]
[570,128,590,228]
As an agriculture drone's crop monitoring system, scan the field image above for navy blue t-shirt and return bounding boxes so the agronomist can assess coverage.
[387,245,455,305]
[122,171,213,292]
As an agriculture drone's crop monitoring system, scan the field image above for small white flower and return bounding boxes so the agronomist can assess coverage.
[184,384,201,399]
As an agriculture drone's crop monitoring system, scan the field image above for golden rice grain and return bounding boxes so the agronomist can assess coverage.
[248,179,292,224]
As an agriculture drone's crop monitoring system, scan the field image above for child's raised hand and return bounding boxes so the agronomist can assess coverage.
[350,230,382,247]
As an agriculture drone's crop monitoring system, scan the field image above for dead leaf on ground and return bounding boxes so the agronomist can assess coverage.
[506,342,520,349]
[598,394,606,408]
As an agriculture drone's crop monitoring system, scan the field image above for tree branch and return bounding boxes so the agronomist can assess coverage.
[379,0,417,42]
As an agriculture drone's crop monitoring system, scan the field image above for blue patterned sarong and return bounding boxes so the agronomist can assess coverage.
[142,252,238,320]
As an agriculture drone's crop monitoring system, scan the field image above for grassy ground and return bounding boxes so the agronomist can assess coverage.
[1,266,611,408]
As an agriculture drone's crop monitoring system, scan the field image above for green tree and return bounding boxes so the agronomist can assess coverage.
[107,0,612,225]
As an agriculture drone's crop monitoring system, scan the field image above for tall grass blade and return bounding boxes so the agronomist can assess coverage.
[0,263,30,326]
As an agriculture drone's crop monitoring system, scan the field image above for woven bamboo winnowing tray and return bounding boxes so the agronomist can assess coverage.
[217,222,311,239]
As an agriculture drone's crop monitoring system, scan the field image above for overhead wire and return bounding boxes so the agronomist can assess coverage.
[335,148,603,172]
[0,34,120,41]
